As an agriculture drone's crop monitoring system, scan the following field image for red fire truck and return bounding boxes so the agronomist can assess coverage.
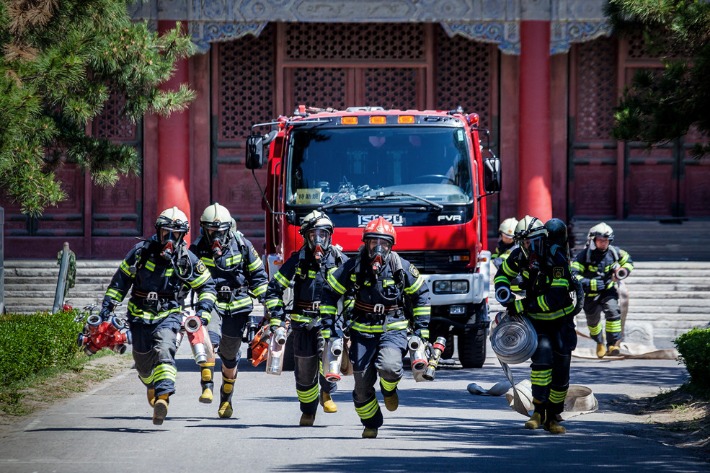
[245,106,501,368]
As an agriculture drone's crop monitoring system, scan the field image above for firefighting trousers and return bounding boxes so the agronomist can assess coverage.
[583,289,622,346]
[529,316,577,417]
[349,329,407,429]
[129,314,182,397]
[292,326,337,415]
[209,310,249,370]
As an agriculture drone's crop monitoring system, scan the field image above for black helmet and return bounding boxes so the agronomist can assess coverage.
[544,218,568,249]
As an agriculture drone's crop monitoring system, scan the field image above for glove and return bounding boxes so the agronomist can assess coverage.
[198,313,210,326]
[99,307,112,321]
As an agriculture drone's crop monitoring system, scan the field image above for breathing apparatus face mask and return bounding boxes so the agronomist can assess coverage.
[367,237,392,273]
[159,229,185,261]
[521,235,545,270]
[205,227,230,257]
[306,228,331,261]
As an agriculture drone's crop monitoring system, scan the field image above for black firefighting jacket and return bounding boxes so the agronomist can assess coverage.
[320,249,431,338]
[264,245,348,329]
[102,236,217,324]
[494,246,575,321]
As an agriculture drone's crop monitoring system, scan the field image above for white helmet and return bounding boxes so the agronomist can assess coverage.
[155,206,189,242]
[300,210,333,255]
[200,203,233,252]
[514,215,547,258]
[498,218,518,238]
[588,222,614,242]
[155,207,189,260]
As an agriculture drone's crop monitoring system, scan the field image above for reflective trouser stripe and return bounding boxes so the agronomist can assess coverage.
[355,397,379,420]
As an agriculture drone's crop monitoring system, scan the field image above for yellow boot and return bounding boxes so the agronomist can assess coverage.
[199,363,214,404]
[383,390,399,412]
[218,377,236,418]
[152,394,169,425]
[524,412,543,430]
[607,343,621,356]
[146,386,156,407]
[545,419,567,434]
[320,391,338,413]
[596,343,607,358]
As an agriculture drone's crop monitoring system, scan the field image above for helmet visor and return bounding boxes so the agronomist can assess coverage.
[160,228,185,244]
[521,235,544,258]
[366,237,392,259]
[306,228,331,251]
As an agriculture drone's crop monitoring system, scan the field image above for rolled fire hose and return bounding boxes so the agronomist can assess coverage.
[470,311,597,417]
[490,312,538,365]
[488,312,538,413]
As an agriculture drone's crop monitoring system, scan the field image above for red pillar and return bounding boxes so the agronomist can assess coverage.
[157,21,191,240]
[518,20,552,222]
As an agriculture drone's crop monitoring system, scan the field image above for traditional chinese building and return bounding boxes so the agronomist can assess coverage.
[3,0,709,259]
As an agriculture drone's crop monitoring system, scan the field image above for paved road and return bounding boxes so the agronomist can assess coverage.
[0,343,707,473]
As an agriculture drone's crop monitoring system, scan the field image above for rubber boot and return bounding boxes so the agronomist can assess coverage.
[199,363,214,404]
[596,343,607,358]
[524,412,543,430]
[299,413,316,426]
[320,391,338,413]
[146,386,156,407]
[383,390,399,412]
[362,427,378,439]
[152,394,169,425]
[545,419,566,434]
[607,342,621,357]
[218,377,236,418]
[525,400,546,430]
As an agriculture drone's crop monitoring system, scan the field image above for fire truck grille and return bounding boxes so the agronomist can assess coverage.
[345,251,471,274]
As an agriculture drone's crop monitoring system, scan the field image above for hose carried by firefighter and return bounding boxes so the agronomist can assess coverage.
[76,304,132,355]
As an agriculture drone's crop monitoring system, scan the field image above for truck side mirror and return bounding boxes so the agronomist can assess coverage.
[483,154,501,193]
[245,134,265,169]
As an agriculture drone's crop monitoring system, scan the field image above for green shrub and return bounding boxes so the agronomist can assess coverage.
[674,327,710,389]
[0,310,84,385]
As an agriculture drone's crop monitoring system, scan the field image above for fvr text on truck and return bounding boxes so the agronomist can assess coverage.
[246,106,501,368]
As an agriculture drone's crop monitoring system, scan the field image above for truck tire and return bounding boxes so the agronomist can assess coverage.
[441,333,455,359]
[458,329,486,368]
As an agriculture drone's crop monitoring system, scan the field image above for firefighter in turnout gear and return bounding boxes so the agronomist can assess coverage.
[571,222,634,358]
[189,203,268,418]
[492,217,518,269]
[320,216,431,439]
[263,210,349,426]
[100,207,217,425]
[494,216,577,434]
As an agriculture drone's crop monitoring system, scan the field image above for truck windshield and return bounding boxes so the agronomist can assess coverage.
[286,126,473,206]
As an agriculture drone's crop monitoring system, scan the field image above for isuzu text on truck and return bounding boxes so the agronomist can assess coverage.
[245,106,501,368]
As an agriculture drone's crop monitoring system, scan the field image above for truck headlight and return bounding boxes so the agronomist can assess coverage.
[432,280,469,294]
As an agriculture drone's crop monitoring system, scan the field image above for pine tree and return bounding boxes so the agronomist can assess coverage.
[0,0,195,216]
[606,0,710,157]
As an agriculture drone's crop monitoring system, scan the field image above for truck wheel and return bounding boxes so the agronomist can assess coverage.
[441,333,455,359]
[458,329,486,368]
[282,331,295,371]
